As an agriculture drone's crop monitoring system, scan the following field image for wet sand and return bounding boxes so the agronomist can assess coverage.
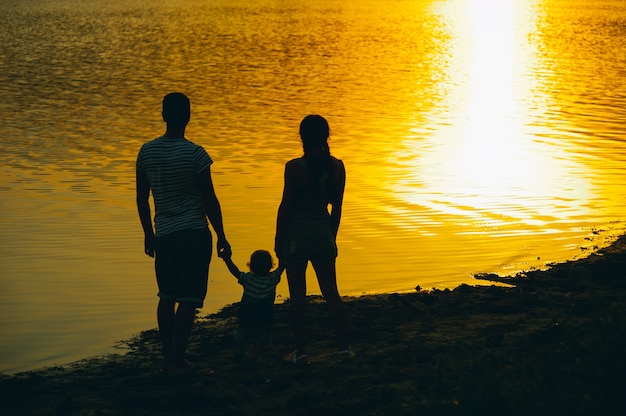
[2,235,626,416]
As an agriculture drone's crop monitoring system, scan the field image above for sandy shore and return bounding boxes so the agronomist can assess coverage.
[2,235,626,416]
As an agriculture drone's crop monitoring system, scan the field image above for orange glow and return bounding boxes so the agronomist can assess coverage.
[393,0,593,229]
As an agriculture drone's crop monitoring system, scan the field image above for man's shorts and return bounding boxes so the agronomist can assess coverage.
[281,218,337,266]
[155,228,212,308]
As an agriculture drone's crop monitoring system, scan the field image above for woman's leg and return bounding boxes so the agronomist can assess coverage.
[311,260,348,350]
[286,261,308,352]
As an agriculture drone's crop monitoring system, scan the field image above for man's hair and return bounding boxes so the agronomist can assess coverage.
[162,92,190,128]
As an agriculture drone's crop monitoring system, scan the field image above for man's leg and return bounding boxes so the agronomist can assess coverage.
[164,228,211,373]
[157,298,176,369]
[170,302,197,370]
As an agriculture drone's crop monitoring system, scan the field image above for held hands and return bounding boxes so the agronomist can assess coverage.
[217,237,232,259]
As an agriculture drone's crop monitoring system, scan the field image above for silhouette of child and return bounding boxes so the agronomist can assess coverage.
[220,249,284,363]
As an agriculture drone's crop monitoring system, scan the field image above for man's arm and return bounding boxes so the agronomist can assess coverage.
[197,166,231,258]
[136,169,155,257]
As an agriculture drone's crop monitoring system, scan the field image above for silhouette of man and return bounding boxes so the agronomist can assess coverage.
[136,92,231,374]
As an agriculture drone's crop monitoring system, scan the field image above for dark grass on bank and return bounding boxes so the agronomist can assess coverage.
[2,235,626,416]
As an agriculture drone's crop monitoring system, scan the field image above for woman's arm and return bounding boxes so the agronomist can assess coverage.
[330,159,346,239]
[275,160,300,256]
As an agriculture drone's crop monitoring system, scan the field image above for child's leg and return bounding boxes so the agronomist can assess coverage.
[252,342,263,360]
[252,325,272,360]
[233,325,247,363]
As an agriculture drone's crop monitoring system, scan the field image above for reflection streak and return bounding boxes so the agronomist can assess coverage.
[395,0,593,230]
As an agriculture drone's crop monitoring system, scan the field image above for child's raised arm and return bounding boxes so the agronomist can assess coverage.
[276,260,286,277]
[221,254,241,278]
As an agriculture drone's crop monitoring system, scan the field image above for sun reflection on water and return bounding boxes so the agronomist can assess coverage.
[392,0,593,231]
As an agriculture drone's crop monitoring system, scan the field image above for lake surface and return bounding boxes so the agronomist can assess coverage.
[1,0,625,373]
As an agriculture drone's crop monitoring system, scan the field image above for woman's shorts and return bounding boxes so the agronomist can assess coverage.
[155,228,212,308]
[281,218,337,266]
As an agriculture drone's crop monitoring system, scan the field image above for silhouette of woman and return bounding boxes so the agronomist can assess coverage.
[275,114,353,364]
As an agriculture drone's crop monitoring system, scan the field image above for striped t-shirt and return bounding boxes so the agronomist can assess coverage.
[238,269,283,301]
[136,136,213,237]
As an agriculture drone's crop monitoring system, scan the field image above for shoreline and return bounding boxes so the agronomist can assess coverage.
[2,235,626,415]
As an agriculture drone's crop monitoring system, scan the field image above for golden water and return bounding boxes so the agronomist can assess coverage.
[1,0,625,373]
